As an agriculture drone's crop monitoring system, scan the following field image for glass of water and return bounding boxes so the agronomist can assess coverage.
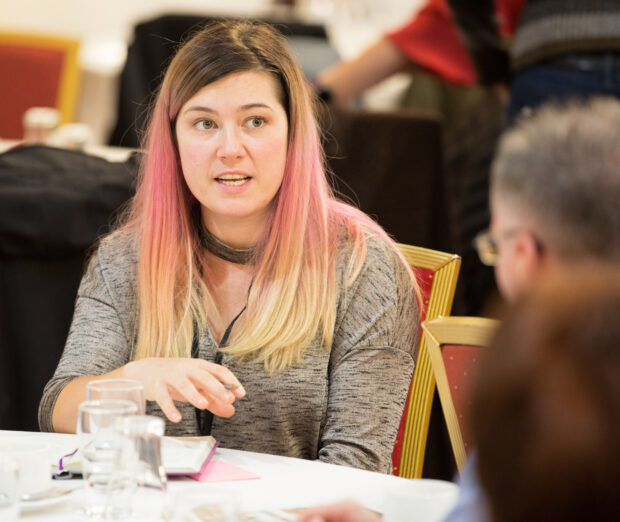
[86,379,146,414]
[105,416,168,519]
[112,415,167,491]
[0,456,19,522]
[77,399,138,517]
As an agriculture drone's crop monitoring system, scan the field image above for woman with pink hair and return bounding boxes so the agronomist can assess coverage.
[39,20,419,472]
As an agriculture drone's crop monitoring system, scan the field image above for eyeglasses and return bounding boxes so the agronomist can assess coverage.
[473,228,518,266]
[474,228,545,266]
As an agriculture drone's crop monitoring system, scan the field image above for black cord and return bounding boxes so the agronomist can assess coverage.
[192,304,247,435]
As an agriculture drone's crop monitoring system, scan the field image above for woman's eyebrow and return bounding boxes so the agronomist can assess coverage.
[183,103,274,115]
[182,105,217,115]
[239,103,273,111]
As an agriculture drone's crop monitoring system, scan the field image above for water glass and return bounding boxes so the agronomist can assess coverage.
[77,399,138,517]
[86,379,146,414]
[113,415,167,491]
[172,485,240,522]
[103,416,168,519]
[0,442,51,498]
[0,457,19,522]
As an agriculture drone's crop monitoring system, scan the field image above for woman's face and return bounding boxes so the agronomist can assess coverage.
[175,70,289,237]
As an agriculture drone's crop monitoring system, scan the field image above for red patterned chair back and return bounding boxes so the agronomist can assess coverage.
[392,244,460,478]
[423,316,499,472]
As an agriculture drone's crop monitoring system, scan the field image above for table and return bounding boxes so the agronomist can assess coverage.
[0,430,458,521]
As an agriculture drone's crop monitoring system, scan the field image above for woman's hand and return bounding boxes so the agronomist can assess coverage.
[297,501,381,522]
[123,358,245,422]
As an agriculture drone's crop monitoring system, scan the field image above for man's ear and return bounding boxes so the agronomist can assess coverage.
[513,230,545,284]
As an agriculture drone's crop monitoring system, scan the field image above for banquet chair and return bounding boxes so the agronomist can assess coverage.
[392,244,461,478]
[423,316,499,472]
[0,31,80,139]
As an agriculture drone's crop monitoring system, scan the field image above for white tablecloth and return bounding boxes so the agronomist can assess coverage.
[0,430,458,521]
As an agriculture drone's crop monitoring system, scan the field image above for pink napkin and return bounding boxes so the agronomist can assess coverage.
[190,459,260,483]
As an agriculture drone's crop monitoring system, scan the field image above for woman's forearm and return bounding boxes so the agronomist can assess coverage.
[51,366,129,433]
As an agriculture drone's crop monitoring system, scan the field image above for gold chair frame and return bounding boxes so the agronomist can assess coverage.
[0,31,80,125]
[423,316,499,472]
[395,244,461,478]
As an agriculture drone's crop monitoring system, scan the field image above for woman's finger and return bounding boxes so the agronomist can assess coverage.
[170,377,210,410]
[196,360,246,397]
[153,383,182,422]
[202,396,236,418]
[173,368,237,417]
[188,367,237,404]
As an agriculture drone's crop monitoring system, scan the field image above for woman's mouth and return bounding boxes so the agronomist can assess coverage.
[215,173,251,186]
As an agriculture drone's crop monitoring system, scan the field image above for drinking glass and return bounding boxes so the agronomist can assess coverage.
[0,456,19,522]
[77,399,138,517]
[105,416,168,519]
[86,379,146,414]
[172,485,240,522]
[0,442,51,499]
[113,415,167,491]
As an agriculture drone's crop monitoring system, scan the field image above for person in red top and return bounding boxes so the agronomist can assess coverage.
[315,0,523,104]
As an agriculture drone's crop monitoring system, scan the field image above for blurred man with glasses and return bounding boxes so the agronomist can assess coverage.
[447,96,620,521]
[474,97,620,301]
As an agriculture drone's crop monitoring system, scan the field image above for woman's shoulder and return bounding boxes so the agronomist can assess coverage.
[80,228,139,299]
[95,227,139,271]
[333,230,419,355]
[363,233,413,295]
[364,232,402,265]
[335,229,416,319]
[337,228,409,285]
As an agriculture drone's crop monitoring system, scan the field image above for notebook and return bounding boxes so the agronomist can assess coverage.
[164,436,218,475]
[53,435,218,477]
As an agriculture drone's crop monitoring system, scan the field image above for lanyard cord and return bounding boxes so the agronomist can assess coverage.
[191,280,253,435]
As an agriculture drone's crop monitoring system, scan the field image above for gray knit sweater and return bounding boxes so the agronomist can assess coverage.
[38,230,419,474]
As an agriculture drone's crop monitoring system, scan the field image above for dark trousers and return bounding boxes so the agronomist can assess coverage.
[509,53,620,123]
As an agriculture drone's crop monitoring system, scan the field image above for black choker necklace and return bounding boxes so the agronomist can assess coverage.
[197,223,256,265]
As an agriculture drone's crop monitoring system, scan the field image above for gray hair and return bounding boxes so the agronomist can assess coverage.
[491,97,620,261]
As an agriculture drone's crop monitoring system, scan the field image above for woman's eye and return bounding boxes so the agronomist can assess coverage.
[248,117,265,128]
[196,119,214,130]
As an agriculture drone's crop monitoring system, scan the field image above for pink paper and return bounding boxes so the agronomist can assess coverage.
[190,459,260,483]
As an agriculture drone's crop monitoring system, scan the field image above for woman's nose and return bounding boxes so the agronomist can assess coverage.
[217,126,245,160]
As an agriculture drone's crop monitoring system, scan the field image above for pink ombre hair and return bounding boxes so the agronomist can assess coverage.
[121,20,418,370]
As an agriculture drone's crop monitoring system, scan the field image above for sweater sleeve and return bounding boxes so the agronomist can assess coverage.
[318,237,419,473]
[38,235,136,432]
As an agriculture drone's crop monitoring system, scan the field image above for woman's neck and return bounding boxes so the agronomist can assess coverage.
[201,210,266,250]
[204,251,254,343]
